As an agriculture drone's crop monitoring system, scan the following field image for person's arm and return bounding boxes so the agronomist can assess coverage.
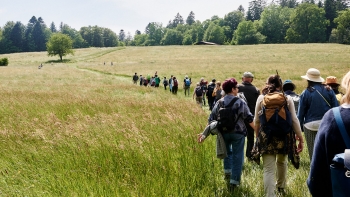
[297,91,306,130]
[253,95,263,138]
[287,96,304,152]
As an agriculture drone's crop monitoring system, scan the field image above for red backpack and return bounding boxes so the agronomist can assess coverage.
[173,79,178,87]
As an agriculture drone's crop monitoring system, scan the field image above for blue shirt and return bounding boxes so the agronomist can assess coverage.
[297,84,338,129]
[208,94,253,136]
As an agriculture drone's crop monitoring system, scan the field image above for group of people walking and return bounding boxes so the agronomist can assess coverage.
[197,68,348,197]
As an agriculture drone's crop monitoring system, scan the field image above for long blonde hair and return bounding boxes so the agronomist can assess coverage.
[341,71,350,104]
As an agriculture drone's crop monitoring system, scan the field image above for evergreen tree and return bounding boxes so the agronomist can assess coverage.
[119,29,125,42]
[32,18,46,51]
[50,22,57,33]
[246,0,267,21]
[335,0,349,10]
[92,26,103,47]
[23,16,37,52]
[135,30,141,35]
[324,0,337,40]
[10,21,25,52]
[186,11,195,25]
[318,0,324,7]
[238,5,245,13]
[172,13,184,28]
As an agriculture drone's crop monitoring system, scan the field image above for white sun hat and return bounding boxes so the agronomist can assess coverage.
[301,68,324,83]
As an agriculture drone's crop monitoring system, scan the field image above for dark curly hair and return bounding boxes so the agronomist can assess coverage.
[222,78,238,94]
[262,75,282,95]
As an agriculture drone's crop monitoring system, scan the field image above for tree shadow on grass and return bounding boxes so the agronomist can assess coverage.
[45,59,76,64]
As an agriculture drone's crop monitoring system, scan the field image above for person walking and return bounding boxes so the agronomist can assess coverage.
[253,74,304,197]
[199,78,254,193]
[184,76,191,96]
[307,71,350,197]
[213,81,223,105]
[163,77,168,90]
[238,71,260,160]
[282,80,299,114]
[193,83,203,107]
[200,79,208,106]
[297,68,338,160]
[169,75,173,93]
[154,75,161,88]
[139,75,144,86]
[207,79,216,110]
[325,76,343,105]
[132,73,139,84]
[172,77,179,94]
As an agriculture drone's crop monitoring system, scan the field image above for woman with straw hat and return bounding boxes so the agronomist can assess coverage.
[297,68,338,160]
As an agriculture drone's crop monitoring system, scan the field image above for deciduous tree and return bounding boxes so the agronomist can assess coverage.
[232,20,266,44]
[46,33,74,61]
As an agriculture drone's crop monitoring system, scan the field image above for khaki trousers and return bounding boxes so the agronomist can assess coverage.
[262,154,288,197]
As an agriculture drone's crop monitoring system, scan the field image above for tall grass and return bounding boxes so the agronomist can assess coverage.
[0,44,349,196]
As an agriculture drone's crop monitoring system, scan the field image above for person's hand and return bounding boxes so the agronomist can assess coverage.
[295,134,304,153]
[197,133,205,143]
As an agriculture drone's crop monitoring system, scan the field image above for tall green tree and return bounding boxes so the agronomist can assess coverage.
[23,16,37,52]
[0,21,15,53]
[331,9,350,43]
[50,22,57,33]
[32,17,47,51]
[246,0,267,21]
[46,33,74,61]
[186,11,195,25]
[10,21,25,52]
[260,5,294,43]
[232,20,266,44]
[203,23,225,44]
[144,22,164,46]
[335,0,349,10]
[324,0,337,40]
[103,28,118,47]
[61,24,87,48]
[80,26,93,46]
[224,11,245,42]
[161,29,183,45]
[286,3,329,43]
[92,26,103,47]
[119,29,125,42]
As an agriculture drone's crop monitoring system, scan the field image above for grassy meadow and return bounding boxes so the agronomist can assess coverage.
[0,44,350,196]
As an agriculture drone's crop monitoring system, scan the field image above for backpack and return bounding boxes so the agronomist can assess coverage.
[185,78,191,86]
[207,84,215,97]
[217,97,240,132]
[330,107,350,197]
[258,93,292,139]
[173,79,178,87]
[195,87,203,97]
[163,79,168,86]
[133,75,138,81]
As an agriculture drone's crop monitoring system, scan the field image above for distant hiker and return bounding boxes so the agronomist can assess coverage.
[139,75,144,86]
[150,76,155,87]
[199,78,254,193]
[213,81,223,104]
[143,78,148,86]
[154,75,160,88]
[172,77,179,94]
[111,62,113,66]
[193,83,203,107]
[325,76,343,105]
[169,75,173,92]
[282,79,299,114]
[184,75,191,96]
[252,74,304,197]
[163,77,168,90]
[238,71,260,160]
[38,63,43,69]
[104,62,105,65]
[207,79,216,110]
[132,73,139,84]
[199,77,208,106]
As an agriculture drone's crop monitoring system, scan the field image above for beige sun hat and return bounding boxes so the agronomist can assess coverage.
[301,68,324,83]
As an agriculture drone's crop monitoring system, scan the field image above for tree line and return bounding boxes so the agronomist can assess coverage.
[0,0,349,54]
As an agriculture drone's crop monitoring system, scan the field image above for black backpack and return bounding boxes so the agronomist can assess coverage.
[258,93,292,139]
[217,98,240,132]
[195,87,203,97]
[207,84,215,97]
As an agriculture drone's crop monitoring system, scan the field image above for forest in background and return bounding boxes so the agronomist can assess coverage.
[0,0,349,54]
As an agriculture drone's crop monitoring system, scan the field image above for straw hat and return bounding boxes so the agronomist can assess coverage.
[325,76,339,85]
[301,68,324,83]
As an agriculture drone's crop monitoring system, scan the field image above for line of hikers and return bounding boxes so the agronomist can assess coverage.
[196,69,346,197]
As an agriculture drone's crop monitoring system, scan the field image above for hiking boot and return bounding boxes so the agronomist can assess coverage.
[277,187,285,195]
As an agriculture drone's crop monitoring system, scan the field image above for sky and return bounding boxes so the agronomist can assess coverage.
[0,0,253,36]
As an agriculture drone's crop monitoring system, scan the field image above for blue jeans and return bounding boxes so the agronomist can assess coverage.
[223,133,245,185]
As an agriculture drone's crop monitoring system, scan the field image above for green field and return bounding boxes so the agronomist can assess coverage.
[0,44,349,196]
